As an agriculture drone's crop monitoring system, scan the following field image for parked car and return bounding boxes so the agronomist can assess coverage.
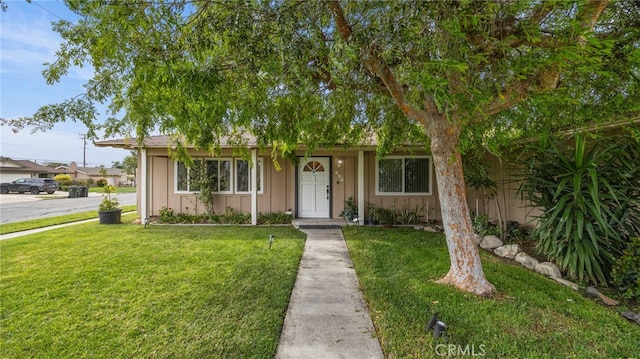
[0,178,59,194]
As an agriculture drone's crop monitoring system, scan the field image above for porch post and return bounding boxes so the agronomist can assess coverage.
[251,148,258,225]
[140,148,148,223]
[358,150,365,226]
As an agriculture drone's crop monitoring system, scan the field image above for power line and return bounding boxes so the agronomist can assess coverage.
[30,0,65,21]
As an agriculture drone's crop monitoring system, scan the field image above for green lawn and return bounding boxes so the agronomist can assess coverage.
[1,219,305,358]
[343,227,640,358]
[88,186,137,193]
[0,205,137,235]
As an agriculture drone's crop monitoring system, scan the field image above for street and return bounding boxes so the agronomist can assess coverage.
[0,192,137,224]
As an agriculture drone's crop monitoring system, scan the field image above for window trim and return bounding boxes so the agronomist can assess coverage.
[235,158,264,194]
[174,157,266,195]
[174,158,233,195]
[205,158,233,195]
[375,156,433,196]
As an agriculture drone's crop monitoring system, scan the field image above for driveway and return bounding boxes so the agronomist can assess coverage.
[0,192,137,224]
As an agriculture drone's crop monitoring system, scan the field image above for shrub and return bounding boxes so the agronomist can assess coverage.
[258,212,293,224]
[518,133,640,285]
[96,179,108,187]
[339,196,358,222]
[612,237,640,302]
[472,214,500,237]
[159,206,175,223]
[219,207,250,224]
[376,207,395,225]
[395,203,425,225]
[73,179,88,186]
[53,174,73,186]
[86,178,95,186]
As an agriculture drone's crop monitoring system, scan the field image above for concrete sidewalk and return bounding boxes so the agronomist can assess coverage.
[275,228,384,359]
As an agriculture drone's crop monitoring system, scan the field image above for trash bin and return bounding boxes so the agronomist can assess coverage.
[68,186,78,198]
[78,186,88,197]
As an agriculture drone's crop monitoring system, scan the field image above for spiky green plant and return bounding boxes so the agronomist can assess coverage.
[519,133,640,285]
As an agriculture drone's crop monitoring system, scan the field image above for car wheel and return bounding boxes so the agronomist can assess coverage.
[0,187,8,194]
[47,191,55,194]
[30,187,40,195]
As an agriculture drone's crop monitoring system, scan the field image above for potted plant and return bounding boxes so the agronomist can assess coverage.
[365,203,379,225]
[98,185,122,224]
[339,196,358,223]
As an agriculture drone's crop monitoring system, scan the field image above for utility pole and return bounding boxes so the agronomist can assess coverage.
[79,134,87,167]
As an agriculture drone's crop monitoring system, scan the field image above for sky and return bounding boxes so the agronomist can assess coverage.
[1,0,130,167]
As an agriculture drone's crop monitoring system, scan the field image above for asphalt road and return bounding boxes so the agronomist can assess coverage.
[0,192,137,224]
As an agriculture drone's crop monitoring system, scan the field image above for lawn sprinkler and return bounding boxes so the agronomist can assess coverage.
[269,235,275,249]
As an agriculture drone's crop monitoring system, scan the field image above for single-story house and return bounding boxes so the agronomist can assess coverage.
[0,157,63,183]
[55,162,129,186]
[96,134,532,226]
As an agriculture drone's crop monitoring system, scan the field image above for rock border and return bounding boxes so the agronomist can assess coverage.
[426,228,640,325]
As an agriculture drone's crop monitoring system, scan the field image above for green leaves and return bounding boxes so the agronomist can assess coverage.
[519,133,640,285]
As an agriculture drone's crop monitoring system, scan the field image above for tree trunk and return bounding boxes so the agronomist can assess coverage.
[428,121,495,296]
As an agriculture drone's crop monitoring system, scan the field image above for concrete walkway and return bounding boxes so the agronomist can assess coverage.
[275,228,384,359]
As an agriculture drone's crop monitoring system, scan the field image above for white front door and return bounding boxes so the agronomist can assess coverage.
[298,157,330,218]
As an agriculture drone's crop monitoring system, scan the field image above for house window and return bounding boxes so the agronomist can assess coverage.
[176,160,201,192]
[176,158,266,194]
[236,158,263,193]
[376,156,432,195]
[175,159,231,194]
[205,159,232,193]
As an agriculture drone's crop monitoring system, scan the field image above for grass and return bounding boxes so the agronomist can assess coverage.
[88,186,137,194]
[0,218,305,358]
[0,205,137,235]
[343,227,640,358]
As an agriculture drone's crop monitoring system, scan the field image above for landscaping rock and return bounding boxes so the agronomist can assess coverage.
[480,235,503,250]
[554,277,579,291]
[494,244,521,259]
[424,226,439,233]
[473,234,483,245]
[586,286,620,306]
[535,262,562,278]
[514,252,539,270]
[621,311,640,325]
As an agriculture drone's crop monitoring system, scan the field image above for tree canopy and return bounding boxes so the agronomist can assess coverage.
[4,0,639,295]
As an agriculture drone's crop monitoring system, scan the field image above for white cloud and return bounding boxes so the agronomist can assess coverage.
[0,1,126,166]
[0,2,92,81]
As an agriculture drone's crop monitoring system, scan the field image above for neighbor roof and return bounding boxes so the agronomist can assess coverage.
[0,157,63,174]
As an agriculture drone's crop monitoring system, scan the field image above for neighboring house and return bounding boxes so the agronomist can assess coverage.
[55,162,128,186]
[96,134,532,226]
[0,157,63,183]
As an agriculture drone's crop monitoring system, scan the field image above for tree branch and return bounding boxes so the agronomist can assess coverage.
[326,0,433,126]
[483,0,610,116]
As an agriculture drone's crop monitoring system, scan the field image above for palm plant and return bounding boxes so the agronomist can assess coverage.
[519,133,640,285]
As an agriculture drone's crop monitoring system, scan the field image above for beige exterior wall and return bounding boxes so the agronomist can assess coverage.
[144,148,296,217]
[464,154,541,228]
[138,147,530,224]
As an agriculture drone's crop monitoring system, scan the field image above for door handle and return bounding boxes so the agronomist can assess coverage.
[326,185,329,200]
